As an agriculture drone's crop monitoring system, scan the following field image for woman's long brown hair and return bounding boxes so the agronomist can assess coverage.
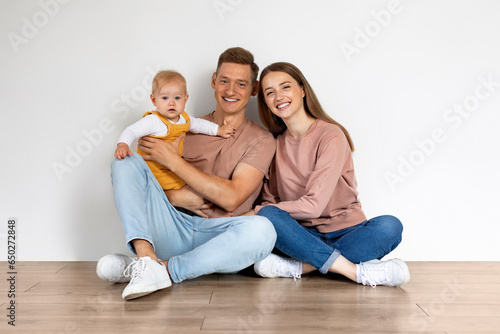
[257,62,354,151]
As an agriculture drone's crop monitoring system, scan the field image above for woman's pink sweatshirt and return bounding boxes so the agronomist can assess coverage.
[255,119,367,233]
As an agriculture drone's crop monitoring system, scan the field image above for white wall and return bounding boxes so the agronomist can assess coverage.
[1,0,499,261]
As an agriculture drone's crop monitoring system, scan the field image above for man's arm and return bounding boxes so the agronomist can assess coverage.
[165,185,213,218]
[139,135,265,213]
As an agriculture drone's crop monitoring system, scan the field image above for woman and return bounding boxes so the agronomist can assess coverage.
[251,62,410,287]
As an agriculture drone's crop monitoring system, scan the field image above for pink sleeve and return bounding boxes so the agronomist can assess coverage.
[267,131,349,220]
[254,160,279,213]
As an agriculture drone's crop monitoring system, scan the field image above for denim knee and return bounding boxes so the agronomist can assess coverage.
[378,215,403,246]
[257,205,281,216]
[112,156,131,176]
[243,215,277,260]
[257,205,290,225]
[111,155,147,180]
[112,154,140,170]
[253,216,277,249]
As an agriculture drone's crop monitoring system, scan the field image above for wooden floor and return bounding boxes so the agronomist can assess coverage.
[1,261,499,333]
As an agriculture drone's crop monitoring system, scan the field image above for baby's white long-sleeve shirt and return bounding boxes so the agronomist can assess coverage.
[117,113,218,147]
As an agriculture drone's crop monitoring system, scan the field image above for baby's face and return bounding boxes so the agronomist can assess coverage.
[151,81,188,121]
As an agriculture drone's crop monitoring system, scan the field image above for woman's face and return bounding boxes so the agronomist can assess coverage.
[261,71,305,121]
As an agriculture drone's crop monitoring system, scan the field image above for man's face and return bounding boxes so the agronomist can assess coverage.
[211,62,257,116]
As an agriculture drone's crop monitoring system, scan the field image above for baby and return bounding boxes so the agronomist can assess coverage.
[115,70,235,191]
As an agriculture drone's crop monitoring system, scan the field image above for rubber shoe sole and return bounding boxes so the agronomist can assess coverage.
[122,278,172,300]
[392,258,411,286]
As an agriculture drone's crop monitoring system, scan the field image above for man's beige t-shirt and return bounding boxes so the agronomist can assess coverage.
[183,113,276,216]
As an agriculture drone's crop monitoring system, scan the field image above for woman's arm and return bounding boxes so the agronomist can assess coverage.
[254,159,280,212]
[266,131,349,220]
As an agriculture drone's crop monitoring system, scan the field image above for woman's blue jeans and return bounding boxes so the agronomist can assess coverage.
[257,205,403,274]
[111,154,277,283]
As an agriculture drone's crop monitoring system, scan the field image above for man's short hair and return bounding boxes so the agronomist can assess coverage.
[216,47,259,84]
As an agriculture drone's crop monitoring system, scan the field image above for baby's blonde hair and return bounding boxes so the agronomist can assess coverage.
[152,70,187,95]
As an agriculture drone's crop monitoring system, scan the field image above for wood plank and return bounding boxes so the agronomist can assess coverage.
[401,281,500,293]
[202,314,438,332]
[407,261,500,270]
[1,317,204,333]
[0,261,499,333]
[418,303,500,317]
[403,292,500,304]
[412,316,500,332]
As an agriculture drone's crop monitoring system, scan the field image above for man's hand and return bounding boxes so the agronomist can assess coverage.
[140,133,267,214]
[138,135,184,169]
[165,185,213,218]
[201,206,232,218]
[239,209,255,216]
[115,143,133,160]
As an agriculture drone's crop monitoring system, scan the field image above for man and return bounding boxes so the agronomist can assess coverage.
[96,47,277,300]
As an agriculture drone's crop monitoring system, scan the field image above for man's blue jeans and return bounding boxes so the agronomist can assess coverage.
[257,205,402,274]
[111,154,277,283]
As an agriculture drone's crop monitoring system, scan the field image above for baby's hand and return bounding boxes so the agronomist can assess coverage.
[114,143,133,160]
[217,119,236,138]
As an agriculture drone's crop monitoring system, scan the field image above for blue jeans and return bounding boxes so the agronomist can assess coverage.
[111,154,277,283]
[257,206,402,274]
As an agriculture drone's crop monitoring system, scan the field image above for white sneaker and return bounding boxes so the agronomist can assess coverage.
[254,253,302,279]
[357,258,410,287]
[122,257,172,300]
[96,254,135,283]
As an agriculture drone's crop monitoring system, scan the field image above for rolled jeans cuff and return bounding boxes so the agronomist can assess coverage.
[126,234,156,256]
[319,249,341,274]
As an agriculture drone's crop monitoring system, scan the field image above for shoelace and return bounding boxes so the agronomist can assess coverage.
[123,258,146,283]
[359,263,388,288]
[272,258,301,281]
